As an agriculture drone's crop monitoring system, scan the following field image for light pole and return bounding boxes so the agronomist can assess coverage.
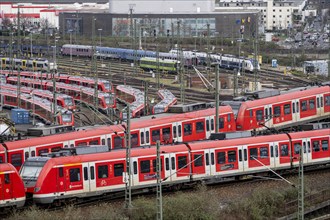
[30,92,35,126]
[98,29,102,47]
[69,29,73,61]
[30,33,33,58]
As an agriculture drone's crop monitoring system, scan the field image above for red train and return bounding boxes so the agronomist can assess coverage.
[0,163,25,208]
[1,70,114,93]
[0,106,235,170]
[19,129,330,204]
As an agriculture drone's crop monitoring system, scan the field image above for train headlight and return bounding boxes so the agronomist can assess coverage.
[34,187,40,193]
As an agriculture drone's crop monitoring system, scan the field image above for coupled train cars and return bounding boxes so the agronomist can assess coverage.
[19,129,330,204]
[1,57,55,72]
[0,85,329,171]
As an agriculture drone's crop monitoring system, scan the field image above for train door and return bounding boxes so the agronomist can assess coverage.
[204,149,215,176]
[269,142,278,168]
[238,146,248,172]
[316,95,323,116]
[163,154,172,183]
[63,140,75,148]
[83,162,96,193]
[264,105,273,128]
[131,157,139,186]
[292,99,299,123]
[191,151,205,178]
[205,116,214,139]
[172,122,183,143]
[0,172,12,201]
[32,60,37,71]
[302,139,310,164]
[22,60,27,70]
[1,58,6,69]
[176,153,190,178]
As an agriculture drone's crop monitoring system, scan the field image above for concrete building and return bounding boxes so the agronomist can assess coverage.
[217,0,308,31]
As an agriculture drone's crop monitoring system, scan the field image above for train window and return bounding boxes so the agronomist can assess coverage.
[217,152,226,164]
[206,120,210,132]
[77,142,87,146]
[184,124,192,136]
[326,96,330,106]
[140,160,150,173]
[194,154,203,167]
[239,150,242,161]
[69,168,81,182]
[211,153,214,165]
[227,114,231,122]
[293,103,295,113]
[249,110,253,118]
[301,101,307,111]
[313,141,320,152]
[146,131,150,143]
[98,165,109,178]
[163,127,171,142]
[178,125,182,137]
[173,126,177,138]
[114,136,123,149]
[102,139,105,145]
[165,158,170,170]
[296,102,299,112]
[114,163,124,177]
[84,167,88,180]
[11,154,22,167]
[281,144,289,156]
[59,167,64,177]
[270,146,274,157]
[228,151,236,162]
[294,143,301,154]
[89,140,99,145]
[244,149,247,161]
[307,142,311,153]
[211,119,214,130]
[303,142,307,153]
[38,149,48,155]
[0,156,3,163]
[309,99,315,110]
[317,97,320,108]
[152,159,163,172]
[219,118,224,129]
[206,153,209,165]
[265,109,268,119]
[275,145,279,157]
[133,162,137,174]
[322,140,329,151]
[171,157,175,170]
[51,147,61,152]
[196,121,204,133]
[284,104,291,115]
[178,156,187,169]
[249,148,258,160]
[131,133,138,148]
[269,107,272,116]
[141,132,145,144]
[107,138,111,148]
[31,151,35,157]
[25,152,29,160]
[70,144,74,148]
[274,106,281,117]
[320,97,323,107]
[256,110,263,121]
[90,166,95,180]
[5,174,10,184]
[152,129,160,142]
[260,147,269,158]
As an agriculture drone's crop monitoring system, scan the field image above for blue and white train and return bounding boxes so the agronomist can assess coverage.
[61,44,197,67]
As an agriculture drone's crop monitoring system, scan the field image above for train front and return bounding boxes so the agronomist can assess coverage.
[58,109,74,126]
[19,157,51,197]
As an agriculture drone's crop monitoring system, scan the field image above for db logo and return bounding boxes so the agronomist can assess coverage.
[6,189,9,193]
[60,181,63,186]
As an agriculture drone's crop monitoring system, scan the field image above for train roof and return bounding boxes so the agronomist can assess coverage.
[240,86,330,109]
[62,44,92,49]
[0,163,17,173]
[36,129,330,168]
[141,57,179,63]
[153,89,177,114]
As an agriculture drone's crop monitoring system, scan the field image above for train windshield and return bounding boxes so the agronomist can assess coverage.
[62,113,72,122]
[64,97,74,106]
[20,160,46,181]
[103,82,111,91]
[105,96,113,105]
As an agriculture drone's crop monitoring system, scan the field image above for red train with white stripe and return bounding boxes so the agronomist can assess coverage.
[0,163,25,208]
[0,106,235,170]
[20,129,330,204]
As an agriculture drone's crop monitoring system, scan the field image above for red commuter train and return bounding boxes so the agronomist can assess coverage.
[0,163,25,208]
[0,106,235,170]
[19,129,330,204]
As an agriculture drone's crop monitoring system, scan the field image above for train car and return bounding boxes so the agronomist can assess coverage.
[0,106,236,171]
[1,83,76,111]
[153,89,177,114]
[20,129,330,204]
[0,89,74,127]
[0,163,25,208]
[139,57,180,73]
[61,44,93,57]
[116,85,145,118]
[236,85,330,131]
[0,57,53,72]
[6,77,115,110]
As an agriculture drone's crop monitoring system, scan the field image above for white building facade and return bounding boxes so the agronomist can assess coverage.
[217,0,308,31]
